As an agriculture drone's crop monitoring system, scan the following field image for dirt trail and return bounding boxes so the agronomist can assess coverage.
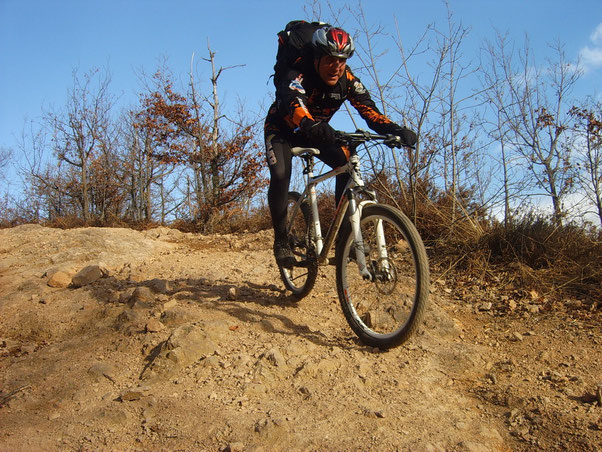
[0,225,600,451]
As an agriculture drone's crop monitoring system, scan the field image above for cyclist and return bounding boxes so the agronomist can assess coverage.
[265,25,417,266]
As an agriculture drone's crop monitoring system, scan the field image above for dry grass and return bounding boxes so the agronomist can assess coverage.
[4,186,600,307]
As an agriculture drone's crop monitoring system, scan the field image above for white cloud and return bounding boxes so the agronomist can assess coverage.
[580,46,602,70]
[590,23,602,45]
[580,23,602,72]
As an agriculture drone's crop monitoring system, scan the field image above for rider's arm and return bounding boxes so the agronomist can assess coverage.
[346,68,396,134]
[275,68,315,130]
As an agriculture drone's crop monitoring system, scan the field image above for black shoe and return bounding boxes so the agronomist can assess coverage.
[274,238,296,268]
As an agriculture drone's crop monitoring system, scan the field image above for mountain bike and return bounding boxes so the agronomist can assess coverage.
[278,130,430,349]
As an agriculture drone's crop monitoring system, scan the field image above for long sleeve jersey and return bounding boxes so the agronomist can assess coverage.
[265,64,395,137]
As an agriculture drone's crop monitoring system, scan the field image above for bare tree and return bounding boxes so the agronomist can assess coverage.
[44,67,115,222]
[120,109,177,222]
[137,52,265,230]
[571,101,602,226]
[483,36,581,225]
[435,8,486,229]
[389,18,448,221]
[0,147,11,181]
[16,120,72,220]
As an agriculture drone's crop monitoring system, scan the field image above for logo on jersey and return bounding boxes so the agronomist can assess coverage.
[289,75,306,94]
[353,80,366,94]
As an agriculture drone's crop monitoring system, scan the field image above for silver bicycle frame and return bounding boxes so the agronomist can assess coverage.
[289,147,386,280]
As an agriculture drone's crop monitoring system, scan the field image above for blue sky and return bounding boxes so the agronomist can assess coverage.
[1,0,601,182]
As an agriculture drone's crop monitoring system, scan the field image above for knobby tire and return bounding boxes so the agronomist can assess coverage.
[278,191,318,299]
[335,204,429,348]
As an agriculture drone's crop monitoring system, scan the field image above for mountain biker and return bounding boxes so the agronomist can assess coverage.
[265,25,417,267]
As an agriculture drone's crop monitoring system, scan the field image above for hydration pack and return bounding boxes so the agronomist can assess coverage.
[272,20,330,87]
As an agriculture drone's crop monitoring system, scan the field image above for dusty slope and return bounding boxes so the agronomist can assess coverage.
[0,225,600,452]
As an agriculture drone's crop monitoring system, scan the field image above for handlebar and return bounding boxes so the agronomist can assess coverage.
[335,129,415,150]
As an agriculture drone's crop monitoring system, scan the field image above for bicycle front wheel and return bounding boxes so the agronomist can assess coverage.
[278,192,318,299]
[336,204,429,348]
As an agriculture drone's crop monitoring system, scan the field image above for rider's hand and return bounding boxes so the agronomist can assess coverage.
[379,123,417,147]
[300,118,336,145]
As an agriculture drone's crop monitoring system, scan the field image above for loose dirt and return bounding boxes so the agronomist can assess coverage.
[0,225,600,451]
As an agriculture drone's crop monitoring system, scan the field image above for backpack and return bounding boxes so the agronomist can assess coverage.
[272,20,330,87]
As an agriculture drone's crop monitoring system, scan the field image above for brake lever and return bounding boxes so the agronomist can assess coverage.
[383,134,402,149]
[383,135,417,150]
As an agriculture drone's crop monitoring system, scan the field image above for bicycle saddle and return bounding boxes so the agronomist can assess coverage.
[291,147,320,157]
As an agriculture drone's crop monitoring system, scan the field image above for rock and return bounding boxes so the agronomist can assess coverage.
[512,332,524,342]
[88,363,117,382]
[161,307,195,326]
[148,278,172,294]
[162,299,178,310]
[264,347,286,368]
[457,441,491,452]
[422,304,462,339]
[129,286,155,308]
[71,265,105,288]
[203,320,231,343]
[115,309,144,334]
[361,407,385,418]
[141,323,218,381]
[228,287,237,300]
[223,442,244,452]
[47,270,72,288]
[119,386,152,401]
[97,407,128,424]
[478,302,493,312]
[478,426,504,442]
[20,344,36,354]
[201,355,220,368]
[298,385,311,397]
[145,318,165,333]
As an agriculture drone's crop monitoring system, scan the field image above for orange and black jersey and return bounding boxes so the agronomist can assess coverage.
[265,65,394,136]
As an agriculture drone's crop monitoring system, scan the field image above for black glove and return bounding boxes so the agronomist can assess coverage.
[378,123,417,147]
[300,118,336,146]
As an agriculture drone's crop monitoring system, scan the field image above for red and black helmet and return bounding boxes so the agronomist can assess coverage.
[312,26,355,59]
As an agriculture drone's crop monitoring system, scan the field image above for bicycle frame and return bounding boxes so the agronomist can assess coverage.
[289,146,387,280]
[278,132,428,348]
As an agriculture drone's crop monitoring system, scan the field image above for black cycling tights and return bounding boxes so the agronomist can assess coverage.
[266,134,349,240]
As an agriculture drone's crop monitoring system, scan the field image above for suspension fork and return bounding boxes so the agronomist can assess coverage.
[308,181,323,255]
[348,195,374,280]
[375,218,391,271]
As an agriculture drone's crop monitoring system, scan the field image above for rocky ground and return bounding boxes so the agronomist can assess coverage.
[0,224,600,452]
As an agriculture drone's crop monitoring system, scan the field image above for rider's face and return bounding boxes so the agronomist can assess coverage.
[315,55,347,86]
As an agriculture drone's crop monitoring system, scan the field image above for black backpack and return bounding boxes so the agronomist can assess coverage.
[272,20,330,87]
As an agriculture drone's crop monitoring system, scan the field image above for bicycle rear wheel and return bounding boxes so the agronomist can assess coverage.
[278,192,318,299]
[336,204,429,348]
